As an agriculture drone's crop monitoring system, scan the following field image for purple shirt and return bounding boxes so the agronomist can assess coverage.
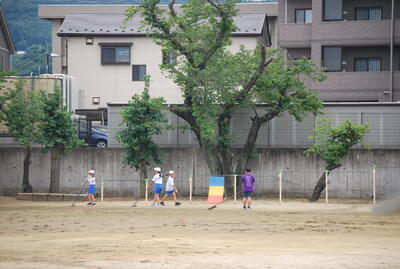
[242,173,255,192]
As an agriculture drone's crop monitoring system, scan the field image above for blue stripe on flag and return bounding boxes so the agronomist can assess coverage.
[209,176,224,187]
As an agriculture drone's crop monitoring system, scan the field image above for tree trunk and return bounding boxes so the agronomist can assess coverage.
[139,161,147,197]
[309,164,341,202]
[49,146,62,193]
[236,111,279,176]
[21,145,33,193]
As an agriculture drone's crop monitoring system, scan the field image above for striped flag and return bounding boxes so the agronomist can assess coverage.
[207,176,224,204]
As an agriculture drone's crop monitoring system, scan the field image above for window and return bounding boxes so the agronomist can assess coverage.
[132,65,146,81]
[323,0,343,21]
[354,57,381,72]
[162,50,177,64]
[355,7,383,21]
[99,43,132,64]
[295,9,312,23]
[322,47,342,72]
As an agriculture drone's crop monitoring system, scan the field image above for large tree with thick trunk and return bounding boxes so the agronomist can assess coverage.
[117,77,166,197]
[125,0,326,193]
[306,118,370,201]
[0,78,43,193]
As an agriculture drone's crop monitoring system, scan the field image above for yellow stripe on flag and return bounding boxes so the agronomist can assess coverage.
[208,186,224,196]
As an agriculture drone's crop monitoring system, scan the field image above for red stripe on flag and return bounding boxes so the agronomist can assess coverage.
[207,195,223,204]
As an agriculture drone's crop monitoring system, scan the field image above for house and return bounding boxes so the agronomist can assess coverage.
[0,3,15,70]
[39,3,277,110]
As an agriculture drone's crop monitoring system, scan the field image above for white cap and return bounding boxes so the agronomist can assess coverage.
[154,167,161,172]
[88,170,95,174]
[168,170,175,175]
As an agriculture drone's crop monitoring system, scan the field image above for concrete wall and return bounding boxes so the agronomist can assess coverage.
[287,48,312,59]
[1,147,400,199]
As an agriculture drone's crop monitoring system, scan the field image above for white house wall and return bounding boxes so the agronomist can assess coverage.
[68,35,259,110]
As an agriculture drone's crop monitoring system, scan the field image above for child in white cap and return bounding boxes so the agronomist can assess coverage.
[160,171,181,206]
[146,167,163,207]
[86,170,96,206]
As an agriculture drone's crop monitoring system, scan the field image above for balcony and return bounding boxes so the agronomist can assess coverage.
[278,23,311,48]
[312,72,390,101]
[313,19,400,46]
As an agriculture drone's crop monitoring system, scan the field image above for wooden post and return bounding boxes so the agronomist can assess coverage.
[145,179,149,201]
[372,165,376,205]
[189,174,193,203]
[279,170,282,203]
[325,171,329,204]
[234,174,237,204]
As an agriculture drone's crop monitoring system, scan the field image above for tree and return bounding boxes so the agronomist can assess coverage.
[116,76,167,197]
[0,76,42,192]
[38,86,84,193]
[305,118,370,201]
[125,0,325,193]
[10,45,48,76]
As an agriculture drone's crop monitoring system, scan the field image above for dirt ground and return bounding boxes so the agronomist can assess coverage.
[0,196,399,269]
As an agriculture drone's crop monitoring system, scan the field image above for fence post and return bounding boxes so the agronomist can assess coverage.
[234,174,237,204]
[101,179,104,203]
[189,174,193,203]
[372,165,376,205]
[279,170,282,203]
[325,170,329,204]
[145,179,149,201]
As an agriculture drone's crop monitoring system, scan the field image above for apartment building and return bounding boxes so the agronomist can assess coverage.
[278,0,400,102]
[38,3,277,110]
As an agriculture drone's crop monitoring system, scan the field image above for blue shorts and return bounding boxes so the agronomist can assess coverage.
[88,185,96,195]
[154,184,162,194]
[166,190,175,195]
[243,191,253,198]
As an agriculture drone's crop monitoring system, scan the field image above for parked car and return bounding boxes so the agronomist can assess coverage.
[77,123,108,148]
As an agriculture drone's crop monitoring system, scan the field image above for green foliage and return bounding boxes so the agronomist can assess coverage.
[38,85,84,151]
[10,45,48,76]
[0,79,43,146]
[306,118,370,166]
[126,0,326,176]
[116,76,167,169]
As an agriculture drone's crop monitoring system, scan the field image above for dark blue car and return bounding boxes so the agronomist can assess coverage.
[79,125,108,148]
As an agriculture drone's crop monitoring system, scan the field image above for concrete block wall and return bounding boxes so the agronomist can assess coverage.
[1,147,400,199]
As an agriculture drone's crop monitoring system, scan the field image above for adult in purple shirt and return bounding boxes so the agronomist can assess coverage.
[242,168,255,209]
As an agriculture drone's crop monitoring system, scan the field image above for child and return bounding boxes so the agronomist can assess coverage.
[160,171,181,206]
[242,168,255,209]
[146,167,163,207]
[86,170,96,206]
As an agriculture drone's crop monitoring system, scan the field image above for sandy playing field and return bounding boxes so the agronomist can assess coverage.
[0,196,399,269]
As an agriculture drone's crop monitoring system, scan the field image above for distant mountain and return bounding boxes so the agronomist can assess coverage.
[2,0,147,51]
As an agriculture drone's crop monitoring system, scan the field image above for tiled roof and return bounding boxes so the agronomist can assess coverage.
[57,12,267,36]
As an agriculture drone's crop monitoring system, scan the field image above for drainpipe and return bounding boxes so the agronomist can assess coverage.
[284,0,287,24]
[390,0,394,102]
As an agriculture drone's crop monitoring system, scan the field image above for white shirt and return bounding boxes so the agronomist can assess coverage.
[152,173,162,184]
[87,176,95,185]
[166,176,175,191]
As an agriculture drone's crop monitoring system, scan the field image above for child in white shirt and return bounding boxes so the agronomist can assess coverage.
[86,170,96,206]
[160,171,181,206]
